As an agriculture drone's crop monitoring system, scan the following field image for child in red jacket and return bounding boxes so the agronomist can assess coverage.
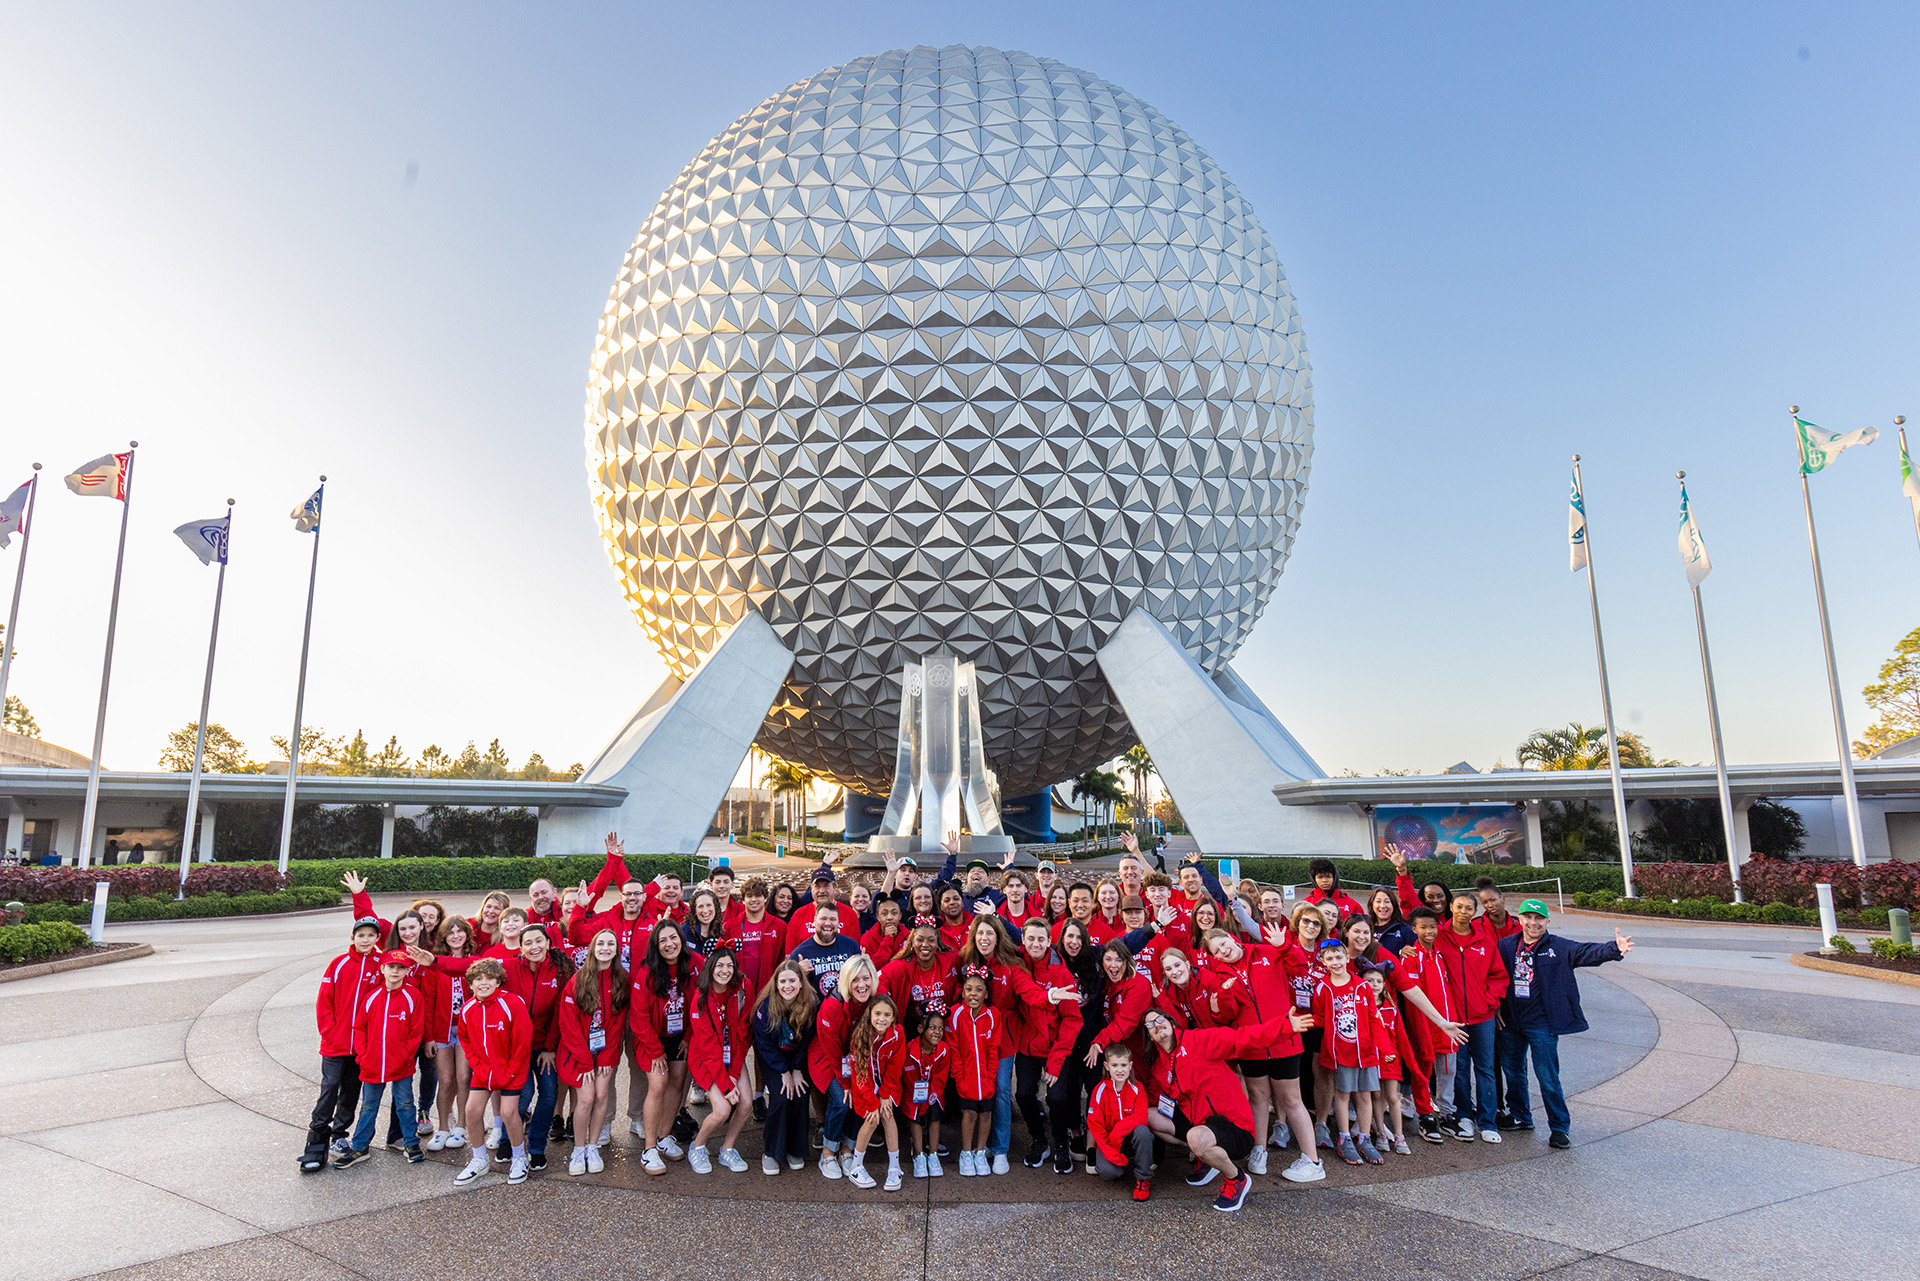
[686,947,754,1175]
[554,929,628,1175]
[335,950,427,1168]
[845,995,906,1190]
[1086,1044,1154,1200]
[949,974,1002,1177]
[454,958,531,1187]
[301,916,385,1173]
[901,1009,950,1180]
[1311,941,1385,1168]
[1367,965,1420,1156]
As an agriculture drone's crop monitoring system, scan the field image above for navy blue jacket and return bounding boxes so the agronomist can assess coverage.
[1496,931,1622,1036]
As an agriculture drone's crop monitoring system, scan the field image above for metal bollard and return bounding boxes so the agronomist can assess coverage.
[1814,882,1838,955]
[90,881,110,945]
[1890,908,1912,948]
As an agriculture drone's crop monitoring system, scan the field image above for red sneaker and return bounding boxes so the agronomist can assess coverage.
[1132,1177,1151,1201]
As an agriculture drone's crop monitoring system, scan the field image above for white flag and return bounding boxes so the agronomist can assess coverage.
[290,486,323,533]
[173,515,229,566]
[1568,467,1589,571]
[1902,436,1920,527]
[0,480,29,550]
[1795,416,1877,475]
[65,452,131,500]
[1677,481,1711,588]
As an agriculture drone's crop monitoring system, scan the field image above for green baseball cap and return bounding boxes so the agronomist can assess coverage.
[1518,899,1550,918]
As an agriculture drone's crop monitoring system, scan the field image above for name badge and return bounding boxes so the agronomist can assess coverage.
[1157,1093,1176,1118]
[1512,982,1530,999]
[722,1046,732,1067]
[665,1011,684,1035]
[912,1079,929,1105]
[841,1054,853,1079]
[589,1026,607,1053]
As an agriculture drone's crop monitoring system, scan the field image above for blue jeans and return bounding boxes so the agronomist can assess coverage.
[351,1078,416,1153]
[1451,1018,1497,1130]
[824,1079,851,1149]
[518,1063,557,1155]
[988,1055,1015,1156]
[1498,1024,1570,1136]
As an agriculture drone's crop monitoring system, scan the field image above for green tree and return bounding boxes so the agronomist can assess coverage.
[480,738,512,780]
[767,759,815,852]
[521,752,553,781]
[564,761,584,781]
[1122,745,1156,835]
[448,741,483,778]
[337,730,373,775]
[271,726,343,774]
[417,744,450,776]
[370,735,411,777]
[3,694,37,737]
[1517,723,1669,771]
[158,722,252,773]
[1856,626,1920,757]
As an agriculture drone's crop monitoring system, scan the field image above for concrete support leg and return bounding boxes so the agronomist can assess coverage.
[1730,796,1754,866]
[4,797,23,859]
[1524,800,1544,868]
[379,804,396,859]
[196,800,218,863]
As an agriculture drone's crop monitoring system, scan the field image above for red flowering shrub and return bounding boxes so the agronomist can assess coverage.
[1634,863,1733,901]
[1738,855,1862,909]
[0,864,285,904]
[1863,861,1920,910]
[183,864,285,896]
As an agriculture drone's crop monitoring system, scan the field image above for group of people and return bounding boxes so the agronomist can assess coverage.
[300,835,1631,1214]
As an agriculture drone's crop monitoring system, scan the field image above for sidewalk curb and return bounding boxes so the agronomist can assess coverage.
[1559,905,1886,935]
[1788,951,1920,989]
[0,941,154,984]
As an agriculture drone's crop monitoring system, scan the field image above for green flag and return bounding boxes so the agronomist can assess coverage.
[1796,415,1878,474]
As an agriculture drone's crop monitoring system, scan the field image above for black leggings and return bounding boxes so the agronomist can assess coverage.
[1014,1052,1074,1150]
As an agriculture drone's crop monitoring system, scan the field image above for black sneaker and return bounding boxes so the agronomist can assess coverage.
[1418,1115,1445,1145]
[555,1116,572,1142]
[1496,1114,1533,1132]
[1549,1131,1572,1150]
[331,1147,369,1170]
[529,1152,548,1172]
[1022,1140,1049,1168]
[300,1153,326,1173]
[1186,1160,1220,1187]
[1053,1149,1075,1175]
[1211,1172,1251,1212]
[938,1141,954,1158]
[752,1096,767,1123]
[405,1146,424,1164]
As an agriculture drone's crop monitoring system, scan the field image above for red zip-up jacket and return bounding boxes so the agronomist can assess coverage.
[526,901,567,944]
[630,957,702,1070]
[949,1004,1002,1101]
[430,954,566,1055]
[860,922,911,966]
[1011,950,1083,1077]
[1085,910,1127,946]
[953,956,1053,1044]
[316,946,384,1057]
[1305,886,1365,917]
[419,962,462,1047]
[808,992,869,1094]
[1436,924,1509,1024]
[900,1037,950,1121]
[850,1023,905,1115]
[1376,996,1416,1082]
[1394,872,1424,921]
[1154,969,1246,1032]
[1394,940,1451,1061]
[1212,942,1305,1059]
[458,989,531,1091]
[733,911,787,997]
[1312,973,1384,1069]
[1086,1077,1150,1165]
[687,981,752,1093]
[554,969,624,1086]
[1092,971,1153,1062]
[352,983,424,1083]
[880,952,957,1031]
[1156,1017,1297,1133]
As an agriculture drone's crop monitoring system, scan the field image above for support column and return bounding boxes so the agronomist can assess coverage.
[1524,800,1545,868]
[3,797,23,859]
[196,800,218,863]
[1730,796,1755,867]
[378,804,396,859]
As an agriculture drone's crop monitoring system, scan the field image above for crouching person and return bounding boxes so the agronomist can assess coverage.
[335,950,427,1168]
[1087,1044,1155,1201]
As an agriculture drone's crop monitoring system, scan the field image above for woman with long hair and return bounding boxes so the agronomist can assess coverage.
[811,953,879,1180]
[421,914,476,1149]
[843,994,906,1189]
[469,891,511,951]
[686,946,754,1173]
[682,888,728,959]
[1367,887,1414,956]
[1054,917,1103,1169]
[631,919,701,1175]
[556,928,628,1174]
[751,960,817,1175]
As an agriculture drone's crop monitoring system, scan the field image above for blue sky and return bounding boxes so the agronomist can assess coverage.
[1,1,1914,783]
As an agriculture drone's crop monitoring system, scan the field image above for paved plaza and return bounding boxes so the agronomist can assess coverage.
[1,891,1916,1281]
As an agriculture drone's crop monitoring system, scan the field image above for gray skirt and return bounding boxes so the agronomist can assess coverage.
[1332,1064,1381,1093]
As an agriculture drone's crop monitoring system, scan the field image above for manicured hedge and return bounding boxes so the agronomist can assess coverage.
[0,920,91,963]
[0,864,286,905]
[1232,858,1626,897]
[22,886,340,923]
[274,855,705,894]
[1573,889,1895,928]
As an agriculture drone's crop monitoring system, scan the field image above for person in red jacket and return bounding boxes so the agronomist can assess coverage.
[997,872,1040,932]
[901,1009,950,1180]
[1304,858,1365,917]
[1437,890,1509,1142]
[1010,918,1084,1171]
[1366,964,1421,1155]
[1086,1044,1154,1199]
[1084,941,1152,1071]
[333,950,426,1168]
[686,946,754,1175]
[1385,843,1451,920]
[880,924,957,1037]
[1311,940,1387,1167]
[631,920,702,1174]
[732,877,787,997]
[1139,1005,1312,1213]
[948,974,1002,1177]
[555,929,627,1175]
[956,914,1075,1174]
[860,897,910,965]
[301,916,385,1172]
[453,958,531,1186]
[844,994,906,1190]
[811,953,878,1180]
[1201,925,1323,1182]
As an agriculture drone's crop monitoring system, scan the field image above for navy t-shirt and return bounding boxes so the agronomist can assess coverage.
[1507,938,1551,1031]
[790,935,862,1000]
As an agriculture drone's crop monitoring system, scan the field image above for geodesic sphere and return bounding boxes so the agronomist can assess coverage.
[587,44,1312,799]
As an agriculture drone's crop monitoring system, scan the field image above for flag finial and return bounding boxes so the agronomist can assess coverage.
[319,474,328,482]
[1572,453,1581,462]
[129,439,139,448]
[1676,470,1685,480]
[227,498,235,507]
[1897,415,1908,426]
[30,463,40,471]
[1789,405,1799,414]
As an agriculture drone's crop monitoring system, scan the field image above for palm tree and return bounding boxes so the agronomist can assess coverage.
[1517,723,1668,771]
[1121,745,1156,836]
[766,759,815,854]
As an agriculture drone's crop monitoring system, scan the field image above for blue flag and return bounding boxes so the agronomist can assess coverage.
[291,486,323,533]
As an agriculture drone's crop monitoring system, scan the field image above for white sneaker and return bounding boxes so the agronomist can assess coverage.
[1393,1136,1412,1155]
[657,1135,684,1160]
[841,1152,860,1179]
[688,1144,712,1174]
[884,1164,902,1191]
[641,1148,665,1175]
[454,1151,489,1185]
[847,1162,876,1188]
[787,1154,805,1170]
[1282,1156,1326,1183]
[719,1148,748,1173]
[586,1146,604,1174]
[1271,1122,1291,1149]
[913,1153,929,1179]
[629,1118,646,1138]
[445,1127,467,1149]
[763,1154,780,1175]
[569,1148,587,1176]
[958,1150,977,1176]
[819,1151,843,1179]
[1083,1150,1098,1175]
[426,1131,449,1152]
[689,1086,708,1105]
[1480,1129,1501,1144]
[598,1122,612,1145]
[1248,1146,1268,1175]
[507,1153,528,1184]
[926,1153,944,1177]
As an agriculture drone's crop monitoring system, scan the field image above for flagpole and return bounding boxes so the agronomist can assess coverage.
[1572,454,1636,898]
[1792,408,1870,869]
[0,465,42,727]
[177,501,234,899]
[277,477,325,876]
[77,443,138,870]
[1900,418,1919,557]
[1678,472,1744,902]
